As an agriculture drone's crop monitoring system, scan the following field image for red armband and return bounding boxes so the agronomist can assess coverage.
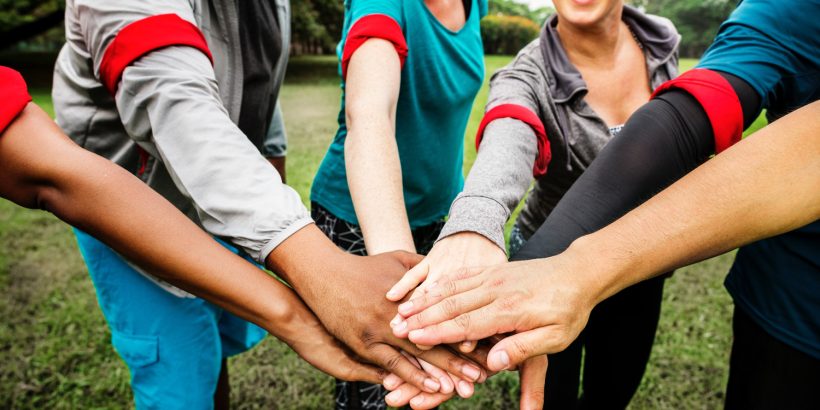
[341,14,408,79]
[476,104,551,177]
[0,66,32,135]
[99,14,213,94]
[651,68,743,154]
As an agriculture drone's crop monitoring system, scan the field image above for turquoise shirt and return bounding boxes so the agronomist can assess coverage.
[697,0,820,358]
[311,0,486,228]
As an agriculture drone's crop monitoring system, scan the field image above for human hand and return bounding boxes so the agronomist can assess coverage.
[273,295,385,383]
[395,252,601,372]
[387,232,507,352]
[267,225,489,395]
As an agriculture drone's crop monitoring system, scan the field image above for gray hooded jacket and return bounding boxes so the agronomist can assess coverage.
[52,0,310,264]
[439,6,680,251]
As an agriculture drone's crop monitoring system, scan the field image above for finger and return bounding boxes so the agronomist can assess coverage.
[399,289,493,337]
[488,327,559,372]
[387,261,429,301]
[416,358,454,394]
[385,382,420,407]
[452,372,475,399]
[409,390,456,410]
[394,250,426,269]
[408,305,512,347]
[396,273,484,317]
[518,355,547,410]
[382,373,404,391]
[457,342,493,382]
[414,346,485,383]
[459,340,477,353]
[309,347,385,384]
[372,344,441,393]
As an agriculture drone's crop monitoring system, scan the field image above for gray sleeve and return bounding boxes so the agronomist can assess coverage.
[115,47,311,264]
[262,101,288,158]
[438,42,545,252]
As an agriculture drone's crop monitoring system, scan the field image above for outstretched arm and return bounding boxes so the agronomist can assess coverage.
[0,101,380,384]
[344,37,415,255]
[398,100,820,369]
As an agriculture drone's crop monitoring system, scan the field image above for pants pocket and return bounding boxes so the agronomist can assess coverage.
[112,332,159,369]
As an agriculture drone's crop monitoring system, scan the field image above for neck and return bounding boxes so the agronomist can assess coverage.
[556,9,626,67]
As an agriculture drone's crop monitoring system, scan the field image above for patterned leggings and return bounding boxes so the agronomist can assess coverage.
[311,202,444,410]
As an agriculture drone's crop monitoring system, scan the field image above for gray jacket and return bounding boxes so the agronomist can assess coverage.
[53,0,309,264]
[440,6,680,251]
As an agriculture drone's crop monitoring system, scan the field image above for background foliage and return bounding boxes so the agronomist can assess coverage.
[1,0,736,58]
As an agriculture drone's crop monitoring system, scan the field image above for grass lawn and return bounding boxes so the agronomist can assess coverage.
[0,56,767,409]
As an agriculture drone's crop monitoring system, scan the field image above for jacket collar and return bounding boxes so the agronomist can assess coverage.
[540,4,679,104]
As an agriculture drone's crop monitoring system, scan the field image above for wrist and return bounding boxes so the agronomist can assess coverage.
[265,224,349,294]
[560,234,635,306]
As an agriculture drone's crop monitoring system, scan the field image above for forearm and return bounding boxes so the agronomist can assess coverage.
[439,119,538,251]
[117,47,311,263]
[344,38,414,254]
[0,104,306,340]
[565,101,820,305]
[346,122,415,254]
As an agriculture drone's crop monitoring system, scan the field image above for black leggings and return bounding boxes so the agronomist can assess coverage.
[543,275,666,409]
[510,72,759,408]
[725,307,820,410]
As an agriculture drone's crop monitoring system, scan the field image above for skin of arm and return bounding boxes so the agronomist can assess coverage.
[0,103,381,383]
[267,156,286,183]
[344,38,416,255]
[396,100,820,370]
[343,38,484,407]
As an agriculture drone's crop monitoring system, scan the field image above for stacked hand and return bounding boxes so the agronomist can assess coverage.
[385,232,549,409]
[392,250,600,377]
[267,226,490,406]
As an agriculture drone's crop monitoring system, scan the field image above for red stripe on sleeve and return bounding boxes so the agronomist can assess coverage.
[651,68,743,154]
[476,104,552,178]
[0,66,32,135]
[99,14,214,94]
[341,14,408,79]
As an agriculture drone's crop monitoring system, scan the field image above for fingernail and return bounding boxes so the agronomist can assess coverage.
[386,289,398,299]
[462,364,481,382]
[460,340,473,351]
[457,380,474,398]
[491,350,511,370]
[439,376,454,394]
[410,395,425,407]
[394,320,407,332]
[423,377,440,392]
[408,329,424,340]
[386,389,402,404]
[398,301,413,315]
[390,315,401,327]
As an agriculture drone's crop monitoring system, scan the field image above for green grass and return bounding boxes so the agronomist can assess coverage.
[1,56,768,408]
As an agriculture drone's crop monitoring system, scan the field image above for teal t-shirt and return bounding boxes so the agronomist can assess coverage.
[697,0,820,358]
[310,0,486,228]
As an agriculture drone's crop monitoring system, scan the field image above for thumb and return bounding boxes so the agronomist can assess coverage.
[394,250,426,270]
[340,359,387,385]
[518,355,547,410]
[386,259,429,301]
[487,327,556,371]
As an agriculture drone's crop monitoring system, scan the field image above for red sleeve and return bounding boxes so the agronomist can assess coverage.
[476,104,552,178]
[651,68,743,154]
[341,14,408,79]
[99,13,214,94]
[0,66,32,135]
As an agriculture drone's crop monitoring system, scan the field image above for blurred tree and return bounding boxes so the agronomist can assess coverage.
[488,0,554,25]
[629,0,736,57]
[291,0,344,55]
[0,0,65,50]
